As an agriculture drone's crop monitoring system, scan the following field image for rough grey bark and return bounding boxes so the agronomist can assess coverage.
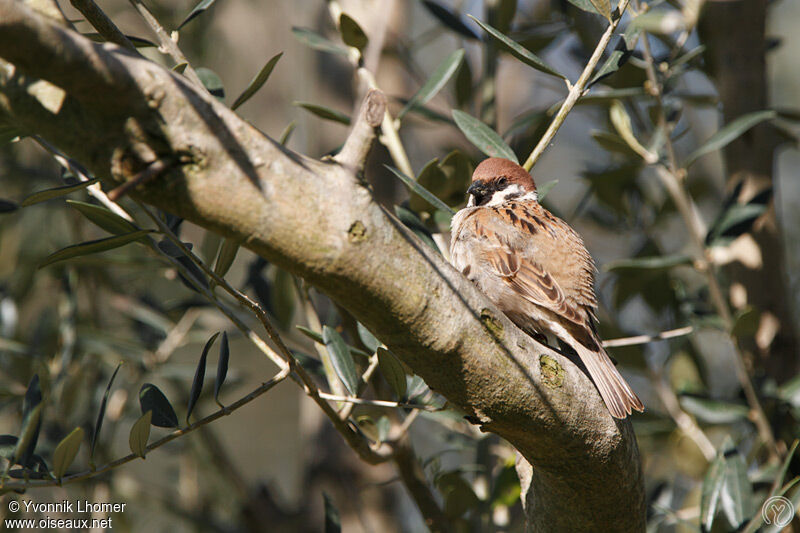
[0,2,645,530]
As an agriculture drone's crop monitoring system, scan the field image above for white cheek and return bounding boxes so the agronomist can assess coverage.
[467,195,476,207]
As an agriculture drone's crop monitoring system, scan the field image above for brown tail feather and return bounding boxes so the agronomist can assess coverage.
[570,340,644,419]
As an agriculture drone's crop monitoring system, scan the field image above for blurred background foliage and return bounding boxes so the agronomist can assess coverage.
[1,0,799,531]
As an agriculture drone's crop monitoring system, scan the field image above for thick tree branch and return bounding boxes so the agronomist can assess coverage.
[0,3,645,530]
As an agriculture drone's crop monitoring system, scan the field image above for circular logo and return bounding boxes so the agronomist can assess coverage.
[762,495,794,528]
[7,500,19,512]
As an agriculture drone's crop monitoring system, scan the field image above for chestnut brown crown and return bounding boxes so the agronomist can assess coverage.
[471,157,536,192]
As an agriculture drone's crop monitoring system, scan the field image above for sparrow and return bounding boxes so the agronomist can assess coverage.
[449,157,643,418]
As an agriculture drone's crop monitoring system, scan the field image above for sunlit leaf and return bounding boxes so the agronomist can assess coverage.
[177,0,217,30]
[564,0,614,19]
[537,180,558,201]
[706,202,767,246]
[452,110,518,162]
[279,122,296,145]
[393,206,441,253]
[232,52,283,111]
[398,49,465,120]
[323,326,359,396]
[684,110,777,168]
[701,446,727,531]
[357,323,380,353]
[468,15,566,79]
[67,200,139,235]
[52,427,84,480]
[385,165,455,215]
[39,230,153,268]
[720,446,753,528]
[339,14,368,51]
[293,102,351,125]
[679,395,750,424]
[20,179,99,207]
[129,411,152,458]
[139,384,179,428]
[609,100,655,162]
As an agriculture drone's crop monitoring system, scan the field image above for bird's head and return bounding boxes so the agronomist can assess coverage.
[466,158,537,207]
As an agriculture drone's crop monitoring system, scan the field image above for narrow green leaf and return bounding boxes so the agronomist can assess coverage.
[67,200,139,235]
[214,239,239,278]
[187,332,219,423]
[684,110,777,168]
[323,492,342,533]
[604,254,693,272]
[322,326,359,396]
[279,121,296,145]
[291,27,349,56]
[52,427,84,480]
[91,363,121,462]
[129,411,152,458]
[566,0,614,18]
[609,100,655,162]
[232,52,283,111]
[385,165,455,215]
[589,34,636,87]
[468,16,565,79]
[701,447,727,531]
[422,1,480,40]
[20,179,99,207]
[678,395,750,424]
[296,326,372,358]
[376,416,390,443]
[455,59,473,108]
[196,67,225,100]
[398,49,465,120]
[452,110,518,162]
[214,331,230,407]
[139,384,179,428]
[177,0,217,30]
[731,306,760,338]
[706,203,767,246]
[537,180,558,201]
[270,267,296,330]
[378,347,407,399]
[394,206,441,253]
[720,447,753,528]
[0,436,18,460]
[39,230,153,268]
[357,323,380,353]
[172,62,188,74]
[13,404,42,467]
[293,102,351,125]
[339,14,368,51]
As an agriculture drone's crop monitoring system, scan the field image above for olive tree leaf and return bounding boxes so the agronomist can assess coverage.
[177,0,217,30]
[52,427,84,480]
[291,27,349,56]
[0,199,19,213]
[339,14,368,51]
[701,447,727,531]
[67,200,139,235]
[468,15,566,79]
[452,110,518,162]
[421,1,480,40]
[357,323,381,353]
[196,67,225,100]
[378,347,407,398]
[39,230,154,268]
[293,102,351,125]
[214,331,230,407]
[20,179,99,207]
[129,411,152,458]
[398,49,465,120]
[214,238,240,278]
[684,110,777,168]
[187,332,220,423]
[323,326,359,396]
[323,492,342,533]
[139,384,179,428]
[385,165,455,215]
[91,363,121,463]
[232,52,283,111]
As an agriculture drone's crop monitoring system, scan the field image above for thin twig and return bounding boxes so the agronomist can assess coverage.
[522,0,631,172]
[602,326,694,348]
[0,367,292,490]
[127,0,205,90]
[70,0,137,52]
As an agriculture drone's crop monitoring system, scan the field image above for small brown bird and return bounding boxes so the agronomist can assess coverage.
[450,157,643,418]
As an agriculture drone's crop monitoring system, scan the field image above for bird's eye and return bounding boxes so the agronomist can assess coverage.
[497,177,508,187]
